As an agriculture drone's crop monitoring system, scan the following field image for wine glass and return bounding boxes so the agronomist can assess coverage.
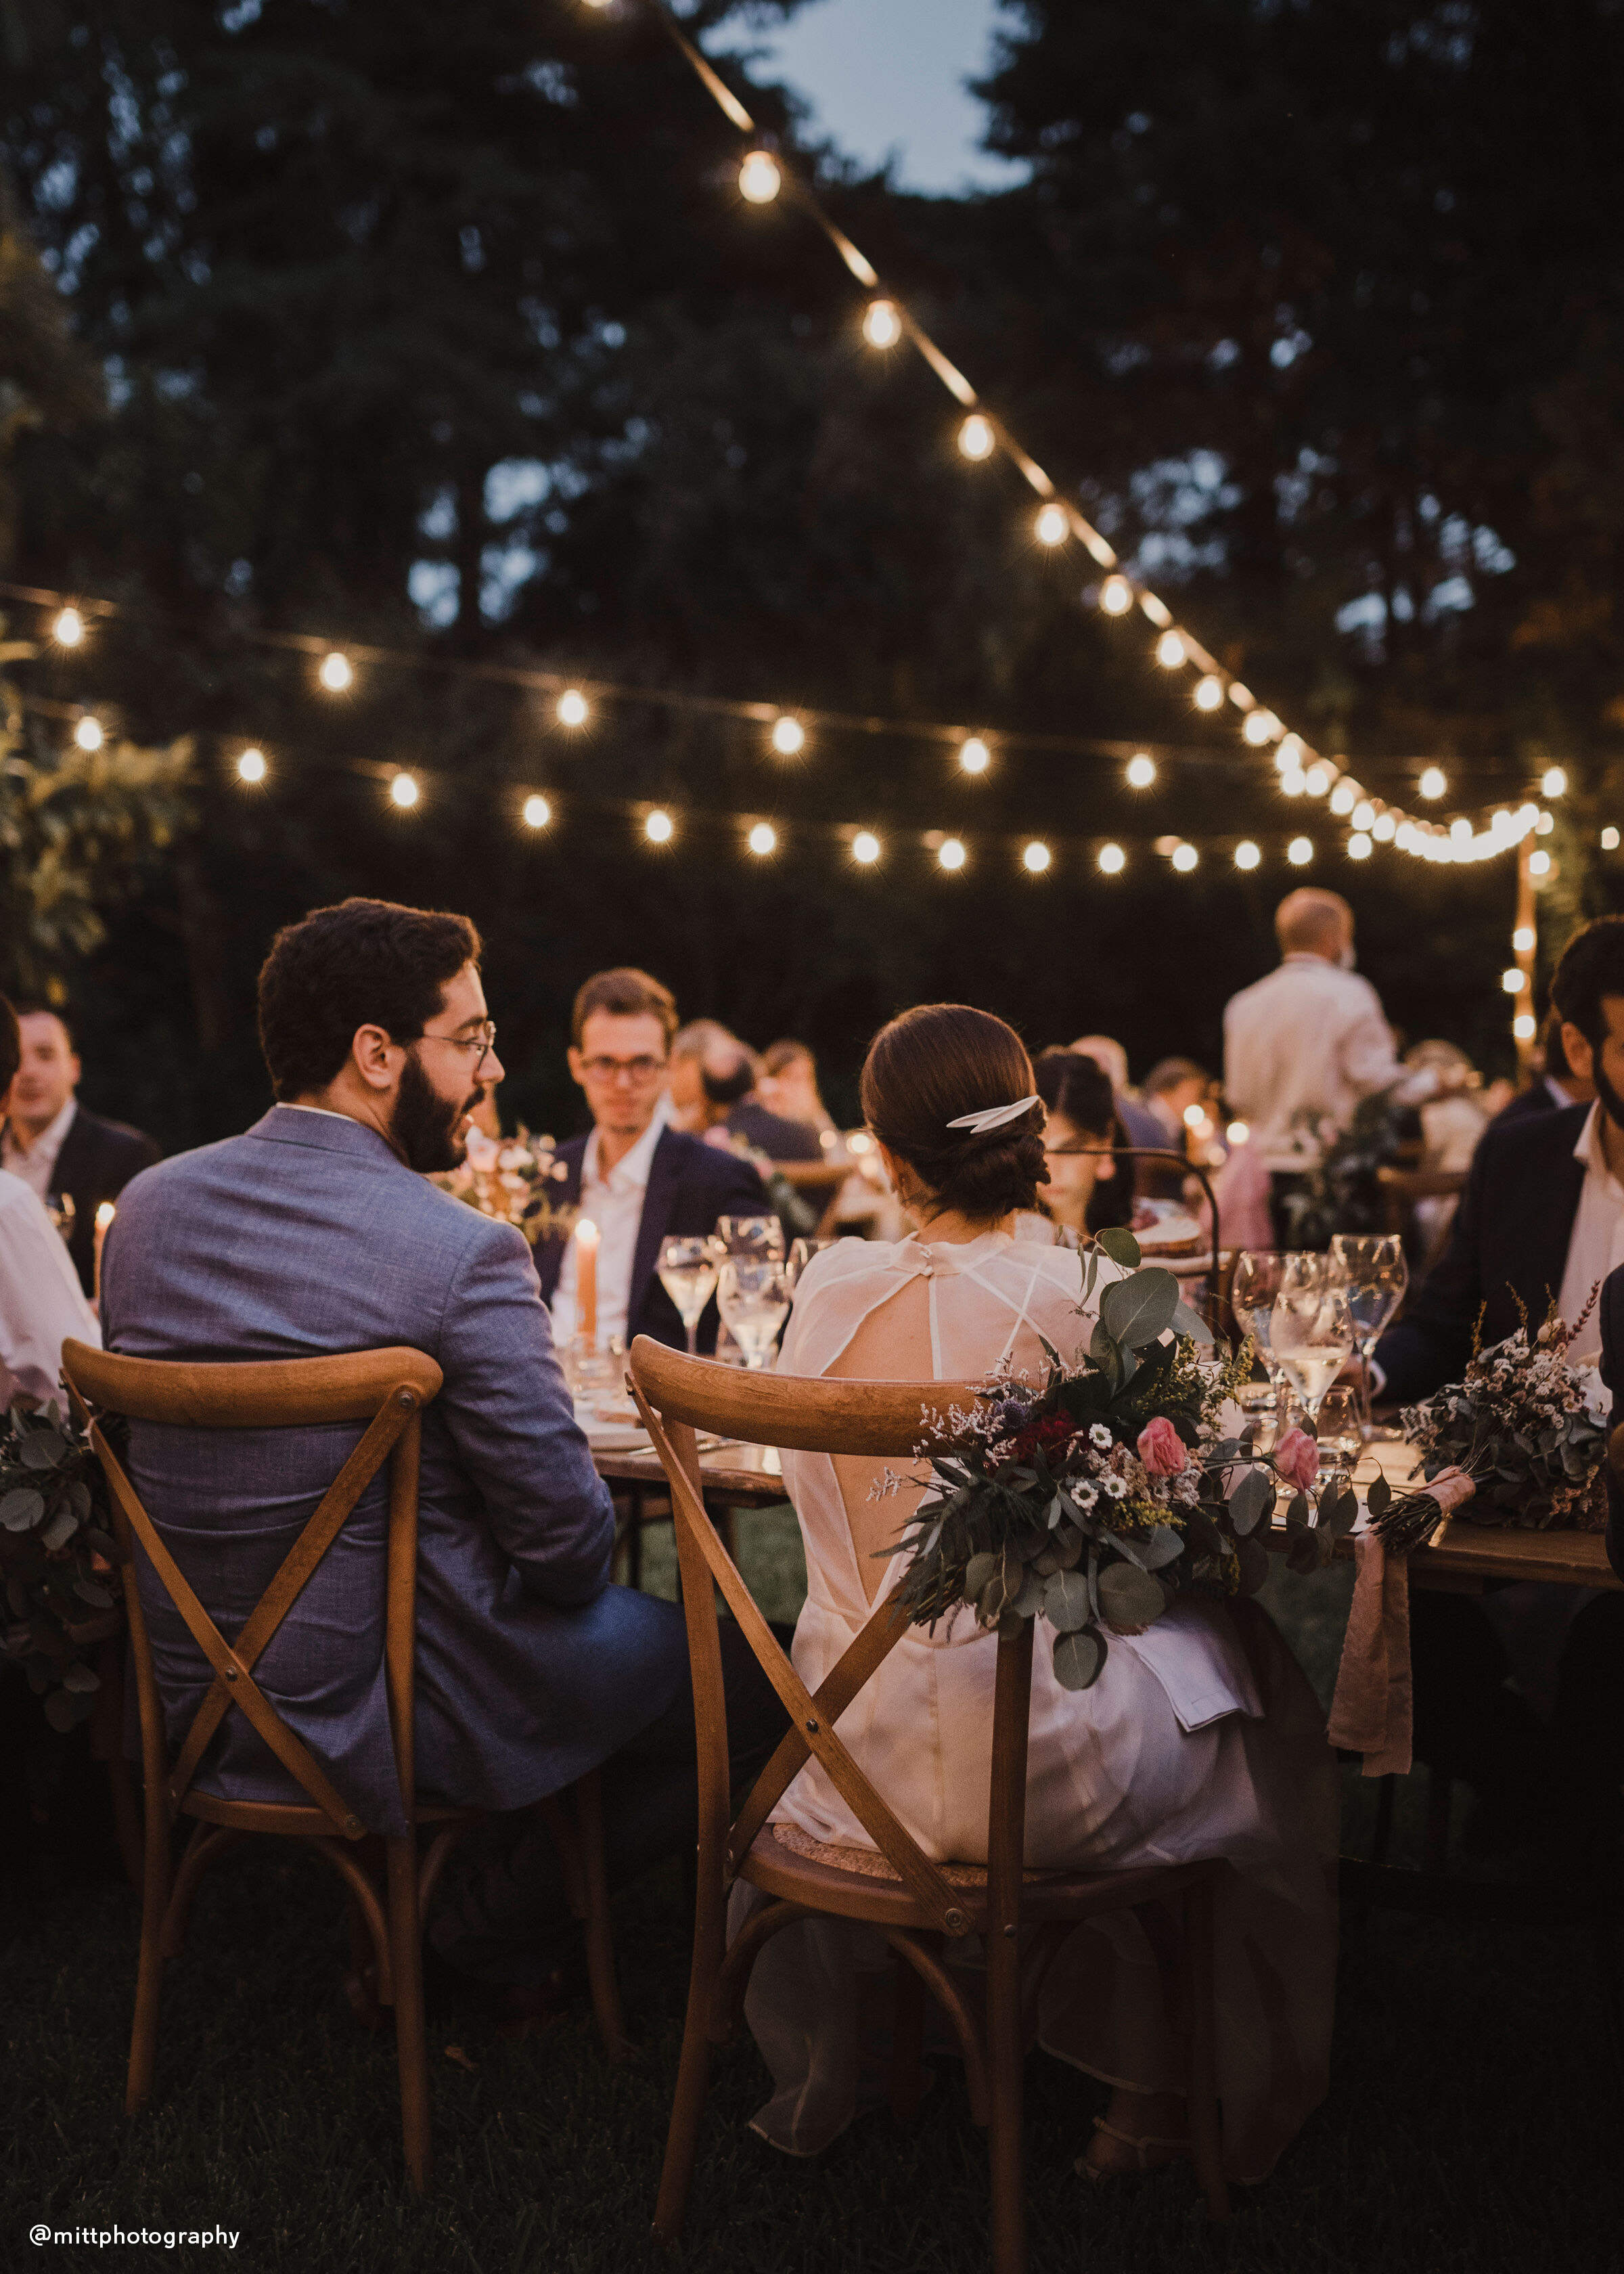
[716,1213,784,1261]
[717,1257,791,1370]
[1269,1255,1355,1423]
[657,1234,721,1358]
[1328,1232,1408,1425]
[1231,1249,1299,1433]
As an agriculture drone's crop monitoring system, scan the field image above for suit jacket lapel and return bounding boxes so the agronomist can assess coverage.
[628,1130,681,1335]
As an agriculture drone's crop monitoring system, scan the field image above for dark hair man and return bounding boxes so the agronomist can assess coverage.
[0,995,101,1402]
[2,1002,159,1294]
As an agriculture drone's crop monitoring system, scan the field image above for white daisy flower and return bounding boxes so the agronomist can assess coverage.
[1102,1474,1128,1500]
[1089,1423,1112,1450]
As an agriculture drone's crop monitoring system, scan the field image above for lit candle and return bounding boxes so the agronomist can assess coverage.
[94,1200,116,1301]
[574,1217,600,1348]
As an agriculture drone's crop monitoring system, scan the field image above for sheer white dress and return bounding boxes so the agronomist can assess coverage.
[732,1229,1338,2182]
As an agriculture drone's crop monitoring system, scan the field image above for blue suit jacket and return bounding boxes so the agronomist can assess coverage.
[1596,1266,1624,1584]
[99,1107,687,1835]
[535,1125,767,1354]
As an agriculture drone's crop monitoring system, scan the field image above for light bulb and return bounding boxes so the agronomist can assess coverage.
[1171,843,1198,872]
[1280,767,1306,797]
[1234,840,1261,870]
[236,747,267,784]
[73,715,104,751]
[522,793,551,828]
[1140,592,1172,627]
[1348,832,1372,860]
[1603,826,1621,851]
[771,715,805,757]
[1227,683,1255,710]
[1242,709,1279,745]
[318,650,353,692]
[958,736,990,775]
[51,606,85,647]
[1536,809,1554,834]
[1541,765,1567,798]
[1304,763,1332,797]
[1450,816,1473,845]
[738,150,782,204]
[1276,734,1305,767]
[1287,837,1314,866]
[1351,800,1376,832]
[1226,1121,1250,1145]
[1098,843,1126,874]
[1512,925,1535,952]
[1512,1013,1537,1042]
[1330,782,1355,816]
[1529,849,1552,878]
[748,822,777,857]
[1372,812,1397,842]
[957,414,994,461]
[1154,629,1185,669]
[938,837,967,871]
[1125,753,1156,790]
[389,772,419,809]
[1193,674,1223,711]
[556,688,589,728]
[862,298,901,349]
[1418,765,1447,800]
[1100,575,1133,616]
[852,830,882,866]
[645,808,674,844]
[1035,502,1068,547]
[1502,967,1526,994]
[1022,840,1052,874]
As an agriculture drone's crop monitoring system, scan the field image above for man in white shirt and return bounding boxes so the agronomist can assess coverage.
[0,998,99,1402]
[1223,887,1399,1239]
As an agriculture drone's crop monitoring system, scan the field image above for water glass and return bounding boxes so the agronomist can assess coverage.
[1328,1233,1408,1419]
[1315,1385,1363,1471]
[1231,1249,1299,1428]
[717,1257,792,1370]
[716,1214,784,1261]
[656,1234,721,1358]
[1269,1255,1355,1420]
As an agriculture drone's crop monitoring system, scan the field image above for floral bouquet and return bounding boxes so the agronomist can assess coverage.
[1372,1291,1609,1551]
[432,1125,577,1247]
[888,1230,1358,1691]
[0,1398,118,1731]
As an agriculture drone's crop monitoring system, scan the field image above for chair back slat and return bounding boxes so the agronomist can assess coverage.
[627,1336,988,1456]
[60,1341,443,1841]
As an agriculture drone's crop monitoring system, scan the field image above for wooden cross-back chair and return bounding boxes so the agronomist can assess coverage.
[60,1338,625,2193]
[627,1336,1230,2273]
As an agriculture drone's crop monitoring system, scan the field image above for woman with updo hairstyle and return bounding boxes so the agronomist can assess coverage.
[735,1002,1337,2189]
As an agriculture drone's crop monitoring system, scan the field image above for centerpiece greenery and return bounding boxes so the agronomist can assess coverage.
[432,1125,578,1247]
[0,1398,118,1731]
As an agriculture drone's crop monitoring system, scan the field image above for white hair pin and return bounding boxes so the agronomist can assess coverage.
[945,1094,1039,1136]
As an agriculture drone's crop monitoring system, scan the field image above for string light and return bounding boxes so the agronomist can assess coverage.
[1512,926,1535,952]
[1171,843,1198,872]
[1529,850,1552,878]
[1330,782,1355,816]
[236,746,267,784]
[1125,754,1156,790]
[1449,816,1473,847]
[1502,968,1525,994]
[1140,594,1173,629]
[389,771,419,809]
[645,808,675,844]
[73,715,103,751]
[556,688,589,728]
[318,650,353,693]
[1372,812,1397,842]
[770,715,805,756]
[862,298,901,349]
[1242,709,1279,745]
[957,414,994,461]
[957,736,990,775]
[1541,765,1568,798]
[1351,799,1376,832]
[1304,763,1332,797]
[1513,1012,1537,1042]
[51,606,85,648]
[522,793,551,828]
[1288,837,1314,866]
[1348,832,1372,860]
[1227,1121,1250,1145]
[1193,675,1223,711]
[747,821,777,856]
[851,830,882,865]
[1035,503,1068,547]
[939,837,967,871]
[738,150,782,203]
[1098,843,1126,874]
[1234,841,1261,870]
[1155,630,1185,669]
[1604,827,1621,851]
[1535,809,1554,835]
[1280,765,1307,796]
[1099,575,1133,617]
[1022,840,1052,874]
[1418,766,1447,800]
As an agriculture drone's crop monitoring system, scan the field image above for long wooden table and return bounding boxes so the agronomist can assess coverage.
[1338,1438,1620,1592]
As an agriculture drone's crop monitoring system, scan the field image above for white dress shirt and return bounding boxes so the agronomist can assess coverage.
[0,1167,99,1405]
[1555,1103,1624,1363]
[1,1096,78,1201]
[1223,954,1399,1171]
[549,1115,664,1350]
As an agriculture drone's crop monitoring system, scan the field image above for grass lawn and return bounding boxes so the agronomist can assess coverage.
[3,1511,1619,2274]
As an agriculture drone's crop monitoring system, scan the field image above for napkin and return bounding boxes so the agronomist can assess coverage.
[1327,1464,1476,1777]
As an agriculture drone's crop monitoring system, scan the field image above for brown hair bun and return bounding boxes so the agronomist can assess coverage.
[860,1004,1047,1220]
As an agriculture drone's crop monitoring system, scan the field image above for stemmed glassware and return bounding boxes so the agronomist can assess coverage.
[1231,1249,1297,1435]
[1269,1254,1356,1423]
[657,1234,722,1359]
[717,1257,792,1370]
[1328,1232,1408,1425]
[716,1214,784,1261]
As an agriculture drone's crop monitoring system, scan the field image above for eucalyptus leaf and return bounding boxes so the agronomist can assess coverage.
[1235,1534,1271,1595]
[43,1687,95,1732]
[1227,1465,1275,1537]
[1052,1626,1105,1691]
[1012,1566,1047,1620]
[61,1659,99,1693]
[1093,1226,1142,1271]
[1366,1474,1393,1517]
[1138,1523,1186,1571]
[41,1507,78,1552]
[1171,1298,1215,1345]
[1050,1523,1083,1571]
[964,1551,998,1603]
[1099,1269,1180,1351]
[1285,1492,1311,1531]
[72,1577,115,1609]
[1098,1561,1167,1630]
[0,1488,45,1532]
[18,1431,68,1470]
[1089,1318,1123,1383]
[1043,1568,1093,1633]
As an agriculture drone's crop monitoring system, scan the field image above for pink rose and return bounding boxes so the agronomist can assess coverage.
[1137,1417,1188,1477]
[1274,1427,1320,1492]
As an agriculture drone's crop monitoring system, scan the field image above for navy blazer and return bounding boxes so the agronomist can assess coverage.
[100,1107,688,1835]
[1597,1266,1624,1583]
[537,1125,768,1352]
[1373,1100,1590,1407]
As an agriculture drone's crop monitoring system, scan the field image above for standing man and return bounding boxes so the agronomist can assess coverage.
[3,1004,159,1295]
[1223,888,1399,1242]
[540,971,767,1353]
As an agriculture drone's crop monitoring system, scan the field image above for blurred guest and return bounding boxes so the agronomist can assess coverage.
[541,971,766,1353]
[1140,1057,1213,1199]
[0,996,99,1402]
[1017,1049,1128,1247]
[1493,1007,1596,1127]
[698,1038,824,1163]
[1223,889,1399,1242]
[667,1019,734,1134]
[2,1004,158,1295]
[1070,1033,1166,1156]
[758,1040,835,1134]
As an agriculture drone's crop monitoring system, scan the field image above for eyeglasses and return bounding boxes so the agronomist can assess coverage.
[417,1019,497,1072]
[577,1054,667,1083]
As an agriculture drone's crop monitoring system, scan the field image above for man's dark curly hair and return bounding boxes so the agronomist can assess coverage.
[1549,914,1624,1049]
[256,897,482,1099]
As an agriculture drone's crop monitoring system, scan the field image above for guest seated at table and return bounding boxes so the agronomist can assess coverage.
[741,1004,1336,2183]
[758,1038,835,1134]
[99,903,784,2012]
[1492,1006,1595,1127]
[1139,1056,1213,1199]
[697,1038,826,1163]
[1014,1048,1130,1246]
[540,972,768,1354]
[0,995,101,1404]
[1070,1034,1167,1159]
[2,1001,159,1295]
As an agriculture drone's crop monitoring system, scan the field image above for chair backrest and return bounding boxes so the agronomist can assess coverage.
[627,1336,1032,1942]
[60,1340,443,1842]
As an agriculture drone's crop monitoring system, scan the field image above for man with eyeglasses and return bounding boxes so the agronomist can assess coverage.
[539,968,767,1354]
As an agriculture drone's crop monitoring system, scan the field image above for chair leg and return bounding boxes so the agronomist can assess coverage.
[346,1890,384,2032]
[1181,1878,1230,2223]
[91,1636,143,1891]
[386,1835,432,2193]
[574,1770,629,2059]
[985,1920,1027,2274]
[654,1857,727,2244]
[889,1948,926,2124]
[125,1796,172,2115]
